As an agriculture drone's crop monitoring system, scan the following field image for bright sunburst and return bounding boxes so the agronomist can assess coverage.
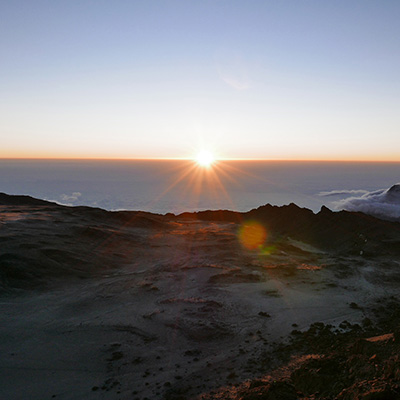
[195,150,215,167]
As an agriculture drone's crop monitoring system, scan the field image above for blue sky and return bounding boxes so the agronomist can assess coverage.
[1,1,399,160]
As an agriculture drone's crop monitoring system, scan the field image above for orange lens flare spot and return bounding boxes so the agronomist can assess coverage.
[238,221,267,250]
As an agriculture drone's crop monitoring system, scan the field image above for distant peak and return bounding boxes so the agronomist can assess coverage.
[286,203,301,209]
[388,184,400,194]
[384,184,400,204]
[319,205,333,214]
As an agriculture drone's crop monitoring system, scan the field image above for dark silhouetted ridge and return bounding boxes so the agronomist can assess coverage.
[184,202,400,254]
[2,192,400,256]
[0,192,56,206]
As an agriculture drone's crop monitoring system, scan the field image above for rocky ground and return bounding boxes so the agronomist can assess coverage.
[196,300,400,400]
[1,193,400,399]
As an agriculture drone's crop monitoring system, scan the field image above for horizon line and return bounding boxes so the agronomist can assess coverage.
[1,156,400,163]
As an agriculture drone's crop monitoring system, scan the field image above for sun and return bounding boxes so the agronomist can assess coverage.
[195,150,215,167]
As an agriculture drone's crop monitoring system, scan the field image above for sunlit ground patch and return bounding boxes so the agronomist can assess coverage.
[0,209,52,223]
[262,263,322,272]
[297,263,322,271]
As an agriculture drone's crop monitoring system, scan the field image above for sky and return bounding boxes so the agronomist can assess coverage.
[1,0,399,161]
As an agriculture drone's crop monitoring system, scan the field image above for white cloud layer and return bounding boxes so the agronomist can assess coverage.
[333,184,400,220]
[60,192,82,203]
[319,189,370,197]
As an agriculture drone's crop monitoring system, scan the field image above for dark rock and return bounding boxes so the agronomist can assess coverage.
[258,311,271,318]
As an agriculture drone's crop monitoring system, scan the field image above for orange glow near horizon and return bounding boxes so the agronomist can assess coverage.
[1,153,399,163]
[1,140,400,162]
[0,138,399,163]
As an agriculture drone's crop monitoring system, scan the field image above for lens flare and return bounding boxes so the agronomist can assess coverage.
[238,221,267,250]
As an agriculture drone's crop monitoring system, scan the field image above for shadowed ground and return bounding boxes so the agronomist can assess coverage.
[1,193,400,399]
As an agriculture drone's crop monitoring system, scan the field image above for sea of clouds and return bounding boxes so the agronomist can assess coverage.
[320,184,400,221]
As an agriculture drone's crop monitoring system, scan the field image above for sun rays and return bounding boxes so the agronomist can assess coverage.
[139,156,245,213]
[137,154,274,216]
